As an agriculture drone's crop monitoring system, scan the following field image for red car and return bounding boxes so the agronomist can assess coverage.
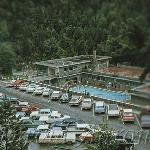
[121,109,135,123]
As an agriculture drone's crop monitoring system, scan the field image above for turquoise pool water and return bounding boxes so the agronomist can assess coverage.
[70,85,130,102]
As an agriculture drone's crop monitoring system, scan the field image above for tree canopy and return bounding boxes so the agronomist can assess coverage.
[0,0,150,69]
[0,42,15,75]
[0,98,28,150]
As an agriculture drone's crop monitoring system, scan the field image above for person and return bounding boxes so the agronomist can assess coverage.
[85,89,87,95]
[87,92,90,96]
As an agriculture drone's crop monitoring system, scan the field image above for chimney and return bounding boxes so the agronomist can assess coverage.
[93,50,96,60]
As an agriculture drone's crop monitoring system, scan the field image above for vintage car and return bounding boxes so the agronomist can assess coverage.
[81,98,93,110]
[59,93,71,103]
[50,91,62,101]
[33,87,45,95]
[15,102,39,114]
[69,95,83,106]
[51,118,77,130]
[94,101,106,114]
[79,132,94,143]
[26,125,50,138]
[107,104,120,117]
[26,84,39,93]
[19,82,29,91]
[39,109,51,116]
[12,80,25,89]
[121,109,135,123]
[21,119,44,130]
[42,88,53,97]
[140,107,150,128]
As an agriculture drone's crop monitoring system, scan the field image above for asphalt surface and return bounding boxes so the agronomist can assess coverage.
[0,82,150,150]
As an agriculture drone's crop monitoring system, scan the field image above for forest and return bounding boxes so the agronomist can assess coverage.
[0,0,150,75]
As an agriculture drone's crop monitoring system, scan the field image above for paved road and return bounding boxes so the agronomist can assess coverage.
[0,83,150,150]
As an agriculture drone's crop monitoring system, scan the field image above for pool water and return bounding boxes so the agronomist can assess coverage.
[70,85,130,102]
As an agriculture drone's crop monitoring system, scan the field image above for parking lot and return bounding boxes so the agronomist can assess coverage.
[0,81,150,150]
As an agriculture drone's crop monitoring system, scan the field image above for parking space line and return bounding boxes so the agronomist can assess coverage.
[135,114,142,130]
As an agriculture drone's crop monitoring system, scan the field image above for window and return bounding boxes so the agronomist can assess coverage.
[64,68,67,71]
[69,67,73,70]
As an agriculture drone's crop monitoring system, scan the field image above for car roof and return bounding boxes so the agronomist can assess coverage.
[40,109,51,112]
[53,91,60,94]
[37,124,49,130]
[51,111,60,115]
[72,95,80,98]
[109,104,118,110]
[19,102,29,106]
[63,117,76,121]
[95,101,104,106]
[83,98,91,102]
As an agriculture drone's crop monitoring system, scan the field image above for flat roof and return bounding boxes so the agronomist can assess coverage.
[34,55,111,68]
[101,66,144,79]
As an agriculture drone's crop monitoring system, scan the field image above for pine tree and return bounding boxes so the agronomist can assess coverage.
[0,97,28,150]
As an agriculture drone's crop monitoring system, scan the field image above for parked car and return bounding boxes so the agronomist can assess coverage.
[15,101,30,111]
[140,107,150,128]
[107,104,120,117]
[33,87,45,95]
[81,98,92,110]
[30,111,40,120]
[79,132,94,143]
[19,83,29,91]
[26,84,39,93]
[121,109,135,123]
[15,111,26,119]
[39,109,51,116]
[94,101,106,114]
[20,119,44,130]
[59,93,71,103]
[140,115,150,128]
[50,91,62,101]
[15,102,39,114]
[39,111,70,124]
[12,80,25,89]
[5,80,16,88]
[51,118,77,130]
[69,95,83,106]
[42,88,53,97]
[26,128,40,138]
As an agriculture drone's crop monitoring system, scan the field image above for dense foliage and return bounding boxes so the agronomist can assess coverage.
[0,98,28,150]
[0,0,150,71]
[86,129,117,150]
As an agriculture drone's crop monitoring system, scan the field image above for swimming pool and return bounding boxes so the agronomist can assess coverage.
[70,85,130,102]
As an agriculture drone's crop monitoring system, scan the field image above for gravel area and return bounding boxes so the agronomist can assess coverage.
[0,82,149,150]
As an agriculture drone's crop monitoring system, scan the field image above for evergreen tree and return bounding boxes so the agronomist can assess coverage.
[0,98,28,150]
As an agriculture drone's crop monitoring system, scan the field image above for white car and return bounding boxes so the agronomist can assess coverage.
[26,84,39,93]
[39,109,51,116]
[19,83,29,91]
[81,98,92,110]
[42,88,53,97]
[30,111,39,119]
[50,91,62,100]
[51,111,61,118]
[69,95,83,106]
[107,104,120,117]
[33,87,45,95]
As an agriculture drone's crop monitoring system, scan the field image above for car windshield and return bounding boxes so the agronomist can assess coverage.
[97,106,104,108]
[109,105,118,110]
[83,101,90,103]
[124,112,133,115]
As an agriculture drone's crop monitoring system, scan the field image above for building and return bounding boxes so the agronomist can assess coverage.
[33,51,142,91]
[33,52,111,86]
